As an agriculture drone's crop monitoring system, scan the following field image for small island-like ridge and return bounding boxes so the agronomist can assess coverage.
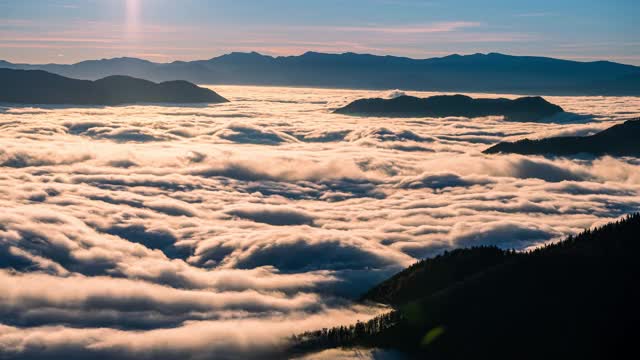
[0,68,228,105]
[334,94,564,122]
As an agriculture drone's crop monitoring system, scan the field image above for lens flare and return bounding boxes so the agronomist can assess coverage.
[126,0,140,37]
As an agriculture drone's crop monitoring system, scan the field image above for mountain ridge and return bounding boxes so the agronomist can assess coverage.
[484,118,640,156]
[0,68,228,105]
[2,52,639,95]
[6,51,637,67]
[291,213,640,358]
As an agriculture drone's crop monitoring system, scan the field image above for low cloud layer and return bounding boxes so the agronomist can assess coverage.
[1,86,639,358]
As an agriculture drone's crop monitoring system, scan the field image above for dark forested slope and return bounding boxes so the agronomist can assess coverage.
[359,246,516,306]
[484,118,640,156]
[292,214,640,359]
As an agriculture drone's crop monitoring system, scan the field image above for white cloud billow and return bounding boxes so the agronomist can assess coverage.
[0,85,639,358]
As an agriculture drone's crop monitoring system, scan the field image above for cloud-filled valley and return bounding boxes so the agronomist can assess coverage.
[1,86,639,359]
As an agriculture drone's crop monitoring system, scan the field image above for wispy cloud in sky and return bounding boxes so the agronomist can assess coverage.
[315,21,482,34]
[0,0,637,65]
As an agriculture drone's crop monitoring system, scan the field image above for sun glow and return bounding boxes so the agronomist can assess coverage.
[126,0,141,37]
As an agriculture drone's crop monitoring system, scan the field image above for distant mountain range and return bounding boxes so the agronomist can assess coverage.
[2,52,639,95]
[484,118,640,156]
[335,94,564,122]
[0,68,228,105]
[292,214,640,358]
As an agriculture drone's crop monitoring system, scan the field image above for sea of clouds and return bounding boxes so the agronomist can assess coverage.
[1,86,639,359]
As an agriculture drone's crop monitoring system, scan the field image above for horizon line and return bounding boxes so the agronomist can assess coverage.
[2,50,637,67]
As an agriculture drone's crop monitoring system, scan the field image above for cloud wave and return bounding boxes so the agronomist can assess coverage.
[1,86,639,358]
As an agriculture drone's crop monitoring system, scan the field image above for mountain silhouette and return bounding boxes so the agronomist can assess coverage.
[2,52,639,95]
[291,214,640,359]
[484,118,640,156]
[334,94,564,122]
[0,68,228,105]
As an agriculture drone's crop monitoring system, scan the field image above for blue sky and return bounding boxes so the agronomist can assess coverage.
[0,0,638,64]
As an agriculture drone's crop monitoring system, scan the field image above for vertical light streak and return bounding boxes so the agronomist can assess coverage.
[126,0,141,39]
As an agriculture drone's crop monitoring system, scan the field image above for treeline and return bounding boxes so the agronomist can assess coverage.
[289,213,640,358]
[484,118,640,157]
[360,245,519,306]
[290,311,403,354]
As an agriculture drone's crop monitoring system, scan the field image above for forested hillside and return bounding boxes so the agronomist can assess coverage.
[291,214,640,359]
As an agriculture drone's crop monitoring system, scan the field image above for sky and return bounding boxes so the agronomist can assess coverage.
[0,0,638,65]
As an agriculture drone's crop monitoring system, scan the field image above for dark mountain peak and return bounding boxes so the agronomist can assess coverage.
[589,59,622,66]
[426,52,514,65]
[77,57,156,66]
[461,52,506,59]
[296,51,344,61]
[512,95,550,104]
[296,51,411,64]
[434,93,472,100]
[300,51,371,57]
[113,56,152,62]
[211,51,274,64]
[301,51,324,57]
[338,52,382,58]
[236,51,264,57]
[0,68,70,80]
[583,118,640,139]
[93,74,155,86]
[484,118,640,156]
[0,68,228,105]
[300,51,356,59]
[96,74,143,80]
[219,51,269,59]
